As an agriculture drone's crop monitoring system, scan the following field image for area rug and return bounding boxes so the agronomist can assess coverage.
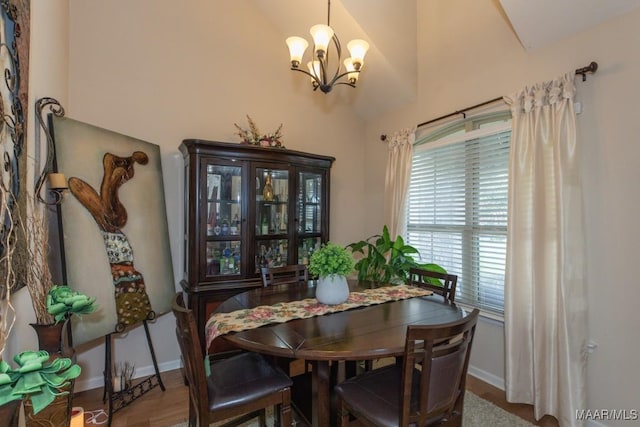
[170,390,534,426]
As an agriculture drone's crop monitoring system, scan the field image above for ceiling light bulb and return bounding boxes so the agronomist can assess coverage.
[347,39,369,69]
[308,60,322,80]
[310,24,334,57]
[343,58,358,84]
[286,36,309,68]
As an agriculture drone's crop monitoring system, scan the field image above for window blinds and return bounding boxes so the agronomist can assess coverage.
[407,125,510,316]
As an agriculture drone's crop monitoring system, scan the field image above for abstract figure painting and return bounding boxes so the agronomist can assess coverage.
[51,116,175,345]
[68,152,155,332]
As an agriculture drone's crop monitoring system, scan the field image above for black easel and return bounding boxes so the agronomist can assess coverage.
[102,318,165,426]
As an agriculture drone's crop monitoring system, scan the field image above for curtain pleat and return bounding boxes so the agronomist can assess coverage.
[383,128,414,239]
[504,73,588,426]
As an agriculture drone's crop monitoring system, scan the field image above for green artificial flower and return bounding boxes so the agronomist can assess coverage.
[47,284,97,323]
[0,360,21,406]
[10,350,81,414]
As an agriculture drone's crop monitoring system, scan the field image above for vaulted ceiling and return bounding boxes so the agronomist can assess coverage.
[252,0,640,120]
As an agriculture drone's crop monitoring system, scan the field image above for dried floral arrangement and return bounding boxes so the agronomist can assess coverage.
[0,185,17,355]
[234,115,285,148]
[17,197,55,324]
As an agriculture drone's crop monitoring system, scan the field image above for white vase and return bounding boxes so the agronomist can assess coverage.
[315,275,350,305]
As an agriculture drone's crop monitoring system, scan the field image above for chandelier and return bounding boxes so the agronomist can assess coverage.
[286,0,369,93]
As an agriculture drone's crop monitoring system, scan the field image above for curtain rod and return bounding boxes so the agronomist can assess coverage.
[380,61,598,141]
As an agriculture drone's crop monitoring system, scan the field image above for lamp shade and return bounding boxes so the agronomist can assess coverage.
[286,36,309,67]
[308,60,322,81]
[347,39,369,68]
[343,58,358,83]
[310,24,334,55]
[48,172,68,190]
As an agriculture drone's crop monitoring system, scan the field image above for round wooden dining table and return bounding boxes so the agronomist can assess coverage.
[211,280,474,427]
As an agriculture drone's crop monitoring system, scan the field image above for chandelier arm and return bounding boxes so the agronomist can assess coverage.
[318,56,330,86]
[326,70,360,88]
[326,34,343,85]
[289,67,322,90]
[334,81,356,87]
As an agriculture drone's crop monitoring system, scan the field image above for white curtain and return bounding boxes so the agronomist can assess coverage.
[504,73,588,426]
[383,128,414,239]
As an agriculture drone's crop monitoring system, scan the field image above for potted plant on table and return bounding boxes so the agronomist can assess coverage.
[347,225,447,285]
[308,242,355,305]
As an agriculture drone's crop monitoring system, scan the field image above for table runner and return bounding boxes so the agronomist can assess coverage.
[205,285,433,349]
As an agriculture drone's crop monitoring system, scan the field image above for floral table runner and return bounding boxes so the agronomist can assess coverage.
[205,285,433,349]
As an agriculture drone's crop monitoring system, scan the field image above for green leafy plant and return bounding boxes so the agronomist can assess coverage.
[0,350,81,414]
[46,284,97,323]
[308,242,355,278]
[347,225,446,285]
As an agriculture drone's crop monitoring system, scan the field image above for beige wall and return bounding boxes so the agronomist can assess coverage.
[365,1,640,424]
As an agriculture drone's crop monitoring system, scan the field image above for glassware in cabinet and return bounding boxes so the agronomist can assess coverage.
[255,168,289,236]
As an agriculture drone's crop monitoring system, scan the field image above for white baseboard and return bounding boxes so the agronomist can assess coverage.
[467,364,505,390]
[74,358,183,393]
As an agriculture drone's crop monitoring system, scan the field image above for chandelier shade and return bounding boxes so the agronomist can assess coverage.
[286,0,369,94]
[286,36,309,67]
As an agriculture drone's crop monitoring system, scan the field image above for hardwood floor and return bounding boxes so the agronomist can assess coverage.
[72,369,559,426]
[72,369,188,426]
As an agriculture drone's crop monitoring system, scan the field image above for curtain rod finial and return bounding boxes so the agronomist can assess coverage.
[576,61,598,81]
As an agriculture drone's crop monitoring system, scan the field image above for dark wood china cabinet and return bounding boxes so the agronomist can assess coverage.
[179,139,334,352]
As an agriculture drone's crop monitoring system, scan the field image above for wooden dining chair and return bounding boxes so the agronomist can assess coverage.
[172,292,292,427]
[336,309,480,427]
[261,264,308,287]
[409,267,458,303]
[359,268,458,373]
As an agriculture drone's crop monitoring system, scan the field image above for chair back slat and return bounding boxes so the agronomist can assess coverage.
[261,264,308,287]
[400,309,479,426]
[409,267,458,303]
[172,292,209,420]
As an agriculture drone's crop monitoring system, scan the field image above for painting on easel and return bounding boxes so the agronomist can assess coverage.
[51,116,175,345]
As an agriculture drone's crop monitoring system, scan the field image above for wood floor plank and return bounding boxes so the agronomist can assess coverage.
[72,369,559,426]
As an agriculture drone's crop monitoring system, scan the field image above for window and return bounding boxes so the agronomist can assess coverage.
[407,113,511,316]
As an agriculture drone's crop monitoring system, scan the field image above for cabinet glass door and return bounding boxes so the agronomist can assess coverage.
[298,237,321,266]
[296,171,324,265]
[204,164,242,278]
[297,171,323,234]
[255,168,289,272]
